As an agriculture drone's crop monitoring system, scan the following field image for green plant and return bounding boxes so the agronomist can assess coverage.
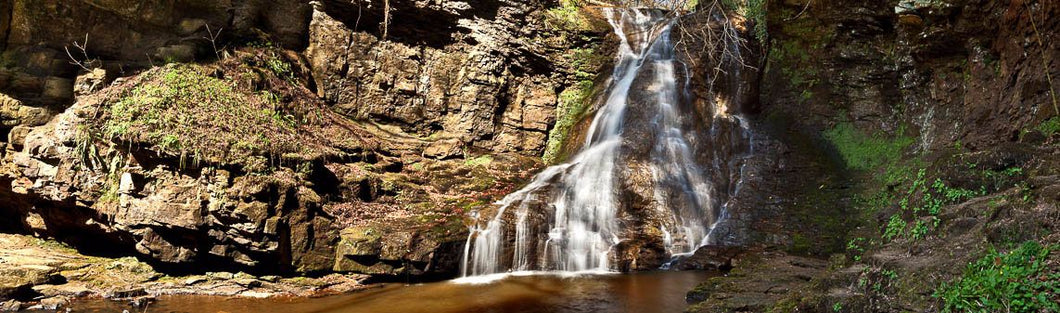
[684,0,700,11]
[910,219,929,240]
[883,213,907,241]
[746,0,767,42]
[934,241,1059,313]
[1037,117,1060,137]
[846,237,867,261]
[882,169,983,241]
[880,269,898,280]
[719,0,767,42]
[265,55,294,81]
[74,124,104,170]
[832,302,842,312]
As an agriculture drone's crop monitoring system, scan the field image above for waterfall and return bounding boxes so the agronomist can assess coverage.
[461,8,750,278]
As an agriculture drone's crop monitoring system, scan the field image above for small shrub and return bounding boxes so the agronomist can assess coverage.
[846,237,867,261]
[934,241,1059,313]
[265,55,294,81]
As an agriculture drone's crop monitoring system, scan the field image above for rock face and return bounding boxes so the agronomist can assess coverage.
[306,0,595,158]
[0,0,311,121]
[0,0,607,280]
[682,0,1060,311]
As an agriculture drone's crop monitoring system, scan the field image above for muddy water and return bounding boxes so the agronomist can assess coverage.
[67,271,712,313]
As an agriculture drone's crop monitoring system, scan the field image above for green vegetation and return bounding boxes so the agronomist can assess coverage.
[882,169,983,241]
[99,63,324,170]
[935,241,1060,313]
[545,0,591,31]
[769,39,820,104]
[464,155,493,167]
[684,0,700,11]
[542,43,605,164]
[846,237,867,261]
[721,0,767,42]
[746,0,767,42]
[74,124,104,171]
[264,53,295,82]
[823,123,916,185]
[543,81,593,164]
[569,46,605,81]
[1036,116,1060,137]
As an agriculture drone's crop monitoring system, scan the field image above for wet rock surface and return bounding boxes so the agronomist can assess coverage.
[0,233,371,311]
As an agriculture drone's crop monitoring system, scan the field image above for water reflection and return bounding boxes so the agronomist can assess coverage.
[66,271,712,313]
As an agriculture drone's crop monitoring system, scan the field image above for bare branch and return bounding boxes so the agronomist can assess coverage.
[382,0,391,40]
[674,0,756,91]
[65,33,98,72]
[204,24,224,60]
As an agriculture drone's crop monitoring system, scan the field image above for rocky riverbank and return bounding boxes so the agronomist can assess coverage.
[0,233,376,311]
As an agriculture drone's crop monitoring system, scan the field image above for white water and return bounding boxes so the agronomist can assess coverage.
[461,8,749,277]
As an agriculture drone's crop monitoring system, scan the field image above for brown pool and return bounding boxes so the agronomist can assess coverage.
[63,271,713,313]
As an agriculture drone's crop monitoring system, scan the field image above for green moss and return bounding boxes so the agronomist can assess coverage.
[542,80,593,164]
[33,238,78,254]
[464,155,493,167]
[100,64,315,166]
[934,241,1059,313]
[823,123,915,182]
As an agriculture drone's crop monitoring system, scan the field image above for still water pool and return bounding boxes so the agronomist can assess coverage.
[68,271,712,313]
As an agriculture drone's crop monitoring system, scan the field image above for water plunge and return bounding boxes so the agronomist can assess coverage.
[462,8,750,277]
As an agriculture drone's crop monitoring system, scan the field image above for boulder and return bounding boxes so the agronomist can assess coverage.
[0,265,59,299]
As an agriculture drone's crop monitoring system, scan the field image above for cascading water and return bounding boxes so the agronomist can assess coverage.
[461,7,751,278]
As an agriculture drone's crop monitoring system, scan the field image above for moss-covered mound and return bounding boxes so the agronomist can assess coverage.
[85,48,371,171]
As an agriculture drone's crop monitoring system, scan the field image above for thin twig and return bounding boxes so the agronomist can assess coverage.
[204,24,224,61]
[785,0,813,21]
[65,33,95,71]
[1025,1,1057,116]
